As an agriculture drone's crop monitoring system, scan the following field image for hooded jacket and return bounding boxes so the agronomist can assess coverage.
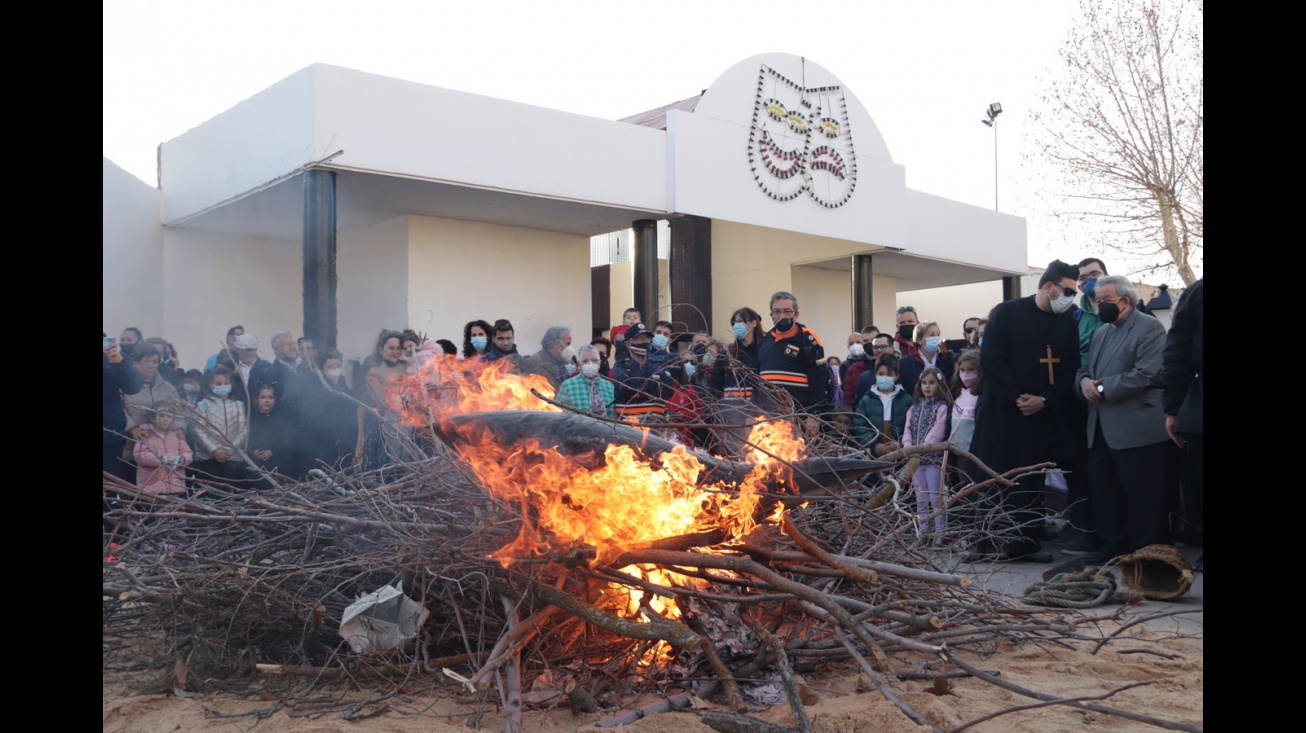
[133,422,193,494]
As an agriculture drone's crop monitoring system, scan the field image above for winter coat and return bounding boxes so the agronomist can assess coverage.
[249,405,297,473]
[133,423,193,494]
[852,386,912,451]
[299,374,359,472]
[191,397,249,461]
[121,376,181,459]
[104,354,144,448]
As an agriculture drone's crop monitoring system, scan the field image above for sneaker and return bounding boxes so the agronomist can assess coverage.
[1050,525,1079,545]
[1041,519,1068,541]
[1061,536,1101,556]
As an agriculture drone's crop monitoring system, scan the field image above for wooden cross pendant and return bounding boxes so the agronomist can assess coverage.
[1040,345,1060,384]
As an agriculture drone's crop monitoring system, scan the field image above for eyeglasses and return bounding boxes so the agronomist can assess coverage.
[1097,296,1126,305]
[1077,269,1104,283]
[896,306,916,315]
[872,344,892,352]
[770,309,796,317]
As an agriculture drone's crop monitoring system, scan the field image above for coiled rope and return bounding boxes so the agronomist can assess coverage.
[1018,560,1145,608]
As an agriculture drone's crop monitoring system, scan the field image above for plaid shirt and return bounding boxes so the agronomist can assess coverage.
[555,374,616,419]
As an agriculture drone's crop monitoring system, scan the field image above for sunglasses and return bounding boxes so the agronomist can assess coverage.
[1052,284,1076,298]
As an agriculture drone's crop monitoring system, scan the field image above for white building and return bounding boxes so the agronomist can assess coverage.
[103,54,1028,371]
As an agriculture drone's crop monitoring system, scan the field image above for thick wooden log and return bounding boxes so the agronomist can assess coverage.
[565,679,598,715]
[528,580,703,651]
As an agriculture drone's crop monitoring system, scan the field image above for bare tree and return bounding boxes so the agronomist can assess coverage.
[1029,0,1202,285]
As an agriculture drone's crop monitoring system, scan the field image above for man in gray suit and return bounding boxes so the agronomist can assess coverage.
[1075,275,1172,564]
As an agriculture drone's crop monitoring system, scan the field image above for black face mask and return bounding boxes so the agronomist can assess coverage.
[897,324,915,340]
[1098,302,1122,324]
[774,318,795,332]
[120,342,137,357]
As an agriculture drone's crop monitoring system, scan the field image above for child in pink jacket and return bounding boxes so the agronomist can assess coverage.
[133,401,193,495]
[903,367,950,543]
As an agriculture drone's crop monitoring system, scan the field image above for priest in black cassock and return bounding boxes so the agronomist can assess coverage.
[967,260,1083,562]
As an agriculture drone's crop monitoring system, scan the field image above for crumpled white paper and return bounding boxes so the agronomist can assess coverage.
[339,582,430,654]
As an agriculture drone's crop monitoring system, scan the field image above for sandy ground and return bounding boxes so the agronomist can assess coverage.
[103,622,1202,733]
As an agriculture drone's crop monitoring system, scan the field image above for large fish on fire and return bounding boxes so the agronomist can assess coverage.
[433,409,891,494]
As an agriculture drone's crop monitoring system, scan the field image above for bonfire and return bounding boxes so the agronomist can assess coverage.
[102,353,1201,732]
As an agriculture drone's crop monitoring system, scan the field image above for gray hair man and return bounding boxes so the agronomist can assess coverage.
[521,325,575,391]
[1074,274,1172,565]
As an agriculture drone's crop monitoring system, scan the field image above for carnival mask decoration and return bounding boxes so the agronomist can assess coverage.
[747,64,857,208]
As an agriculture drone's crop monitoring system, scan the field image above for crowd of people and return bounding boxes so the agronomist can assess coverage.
[103,257,1202,570]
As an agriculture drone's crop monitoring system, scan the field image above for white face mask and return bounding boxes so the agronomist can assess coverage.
[560,345,576,362]
[1049,288,1076,314]
[581,362,600,377]
[849,343,865,358]
[325,368,343,379]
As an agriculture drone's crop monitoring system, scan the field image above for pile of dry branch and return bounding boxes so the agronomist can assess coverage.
[102,408,1200,733]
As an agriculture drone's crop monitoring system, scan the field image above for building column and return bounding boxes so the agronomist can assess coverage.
[852,254,874,331]
[632,219,658,325]
[1002,275,1021,302]
[303,170,338,348]
[669,215,712,334]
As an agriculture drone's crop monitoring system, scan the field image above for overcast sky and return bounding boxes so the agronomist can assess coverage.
[106,0,1190,280]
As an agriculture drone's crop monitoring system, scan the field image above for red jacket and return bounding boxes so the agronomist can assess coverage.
[666,383,704,446]
[842,357,874,407]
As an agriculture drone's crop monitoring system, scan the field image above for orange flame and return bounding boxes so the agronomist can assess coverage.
[386,354,560,422]
[385,352,808,566]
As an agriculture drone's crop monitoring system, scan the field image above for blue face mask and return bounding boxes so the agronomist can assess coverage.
[683,363,696,378]
[651,334,669,351]
[875,375,895,392]
[471,336,487,352]
[211,385,232,397]
[1081,278,1097,298]
[923,336,941,354]
[733,322,748,339]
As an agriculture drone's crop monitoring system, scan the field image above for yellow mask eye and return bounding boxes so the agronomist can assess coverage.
[787,112,808,133]
[765,100,786,121]
[820,118,840,138]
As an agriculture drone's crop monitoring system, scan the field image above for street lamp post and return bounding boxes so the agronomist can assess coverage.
[980,102,1002,211]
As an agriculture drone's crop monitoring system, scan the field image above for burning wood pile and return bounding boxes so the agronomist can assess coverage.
[103,355,1200,732]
